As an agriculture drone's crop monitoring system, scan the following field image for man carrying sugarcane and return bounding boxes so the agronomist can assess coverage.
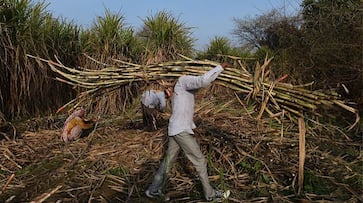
[145,62,231,202]
[141,88,172,131]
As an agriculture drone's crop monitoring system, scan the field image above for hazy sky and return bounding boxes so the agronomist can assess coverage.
[32,0,301,50]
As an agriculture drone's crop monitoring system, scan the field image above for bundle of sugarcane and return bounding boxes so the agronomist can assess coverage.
[27,54,359,129]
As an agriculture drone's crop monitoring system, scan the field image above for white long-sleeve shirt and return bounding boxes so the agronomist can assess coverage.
[141,90,167,112]
[168,65,223,136]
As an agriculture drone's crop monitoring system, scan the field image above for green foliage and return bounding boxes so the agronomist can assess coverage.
[197,36,231,61]
[81,9,142,62]
[300,0,362,82]
[264,20,301,51]
[197,36,250,63]
[231,9,304,82]
[233,0,362,111]
[106,165,129,177]
[206,37,233,57]
[231,9,293,50]
[303,170,333,194]
[1,0,361,124]
[16,155,65,176]
[252,46,274,62]
[138,10,195,63]
[0,0,80,119]
[262,20,303,80]
[240,159,270,184]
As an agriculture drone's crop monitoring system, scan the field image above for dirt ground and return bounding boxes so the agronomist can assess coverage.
[0,100,362,203]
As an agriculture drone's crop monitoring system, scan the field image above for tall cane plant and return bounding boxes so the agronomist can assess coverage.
[138,10,195,64]
[0,0,80,119]
[78,9,143,115]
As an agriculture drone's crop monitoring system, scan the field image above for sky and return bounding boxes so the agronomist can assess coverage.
[32,0,302,50]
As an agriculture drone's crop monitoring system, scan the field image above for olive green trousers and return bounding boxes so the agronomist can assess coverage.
[147,131,215,199]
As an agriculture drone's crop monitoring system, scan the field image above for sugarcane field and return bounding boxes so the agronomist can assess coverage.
[1,1,362,203]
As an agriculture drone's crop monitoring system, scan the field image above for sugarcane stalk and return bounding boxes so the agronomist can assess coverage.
[27,54,359,130]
